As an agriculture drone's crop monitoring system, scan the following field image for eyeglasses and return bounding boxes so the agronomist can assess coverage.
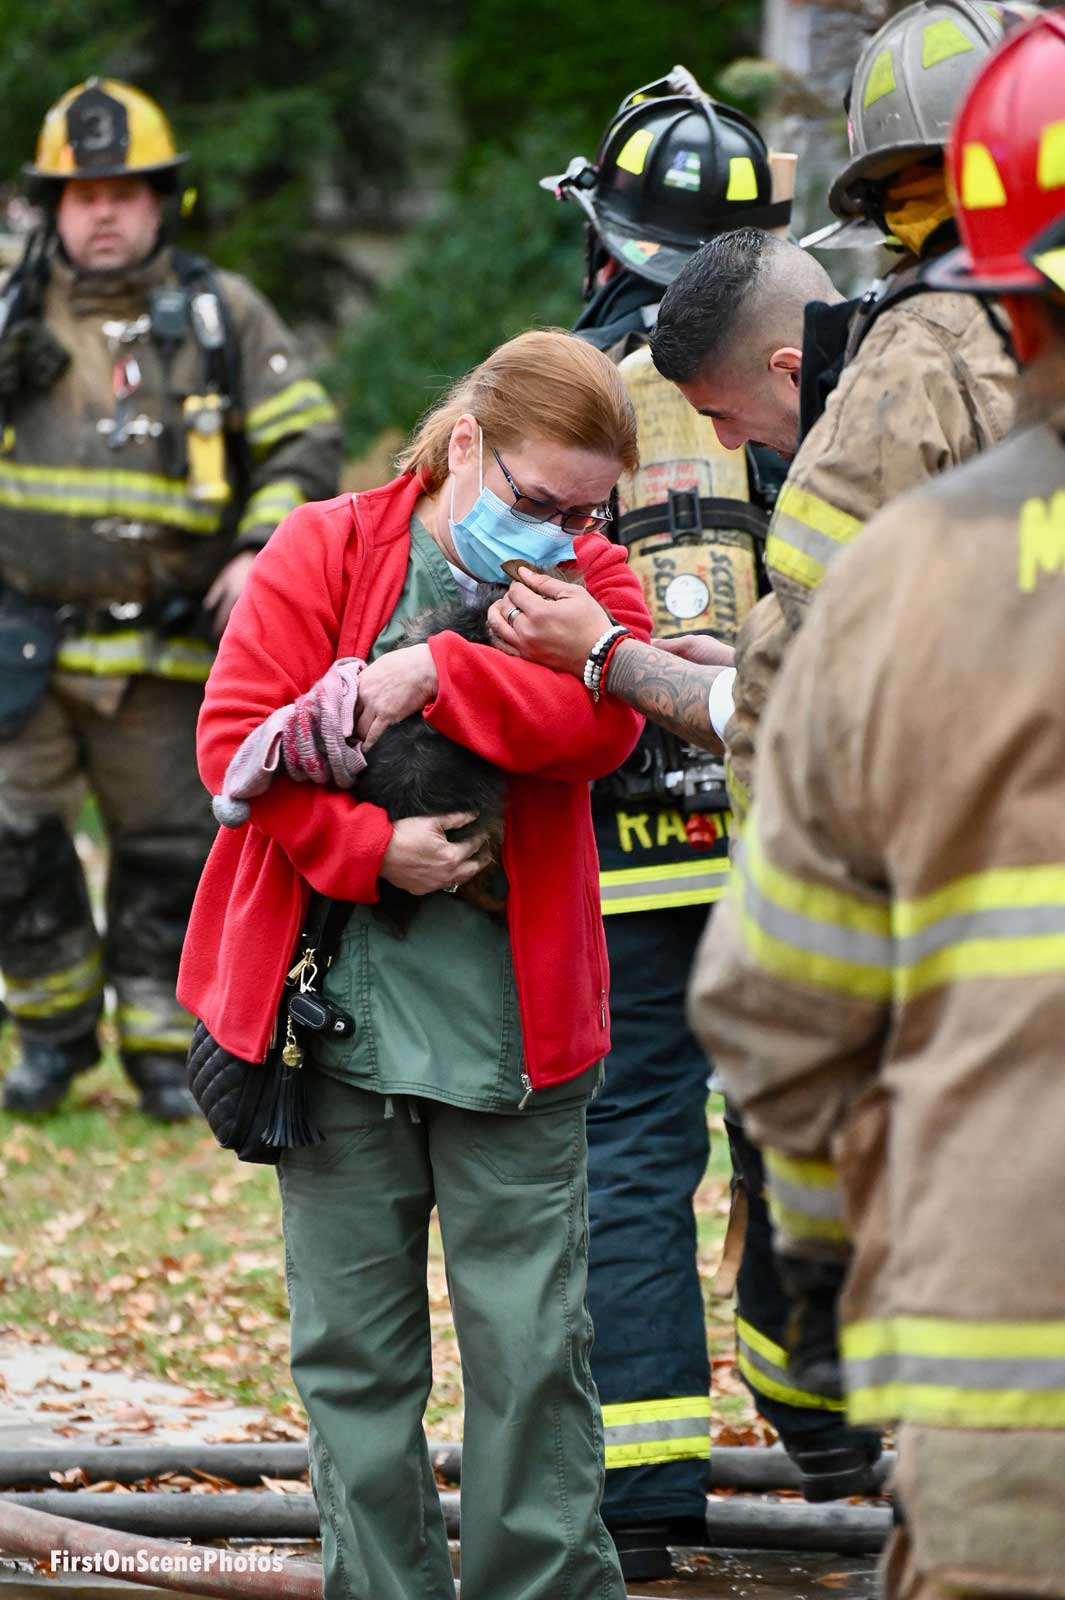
[491,447,613,534]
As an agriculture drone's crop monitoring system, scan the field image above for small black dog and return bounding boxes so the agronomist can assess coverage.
[356,590,509,933]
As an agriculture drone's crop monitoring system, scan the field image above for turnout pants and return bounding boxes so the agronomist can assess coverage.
[589,904,860,1529]
[0,672,215,1075]
[727,1115,861,1448]
[880,1425,1065,1600]
[588,905,713,1524]
[278,1069,625,1600]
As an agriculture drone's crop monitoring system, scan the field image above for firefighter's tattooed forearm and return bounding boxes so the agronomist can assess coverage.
[604,640,722,751]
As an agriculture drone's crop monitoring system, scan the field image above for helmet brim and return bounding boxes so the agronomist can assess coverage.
[594,212,696,287]
[923,242,1047,295]
[801,216,888,251]
[828,142,943,220]
[1026,213,1065,295]
[23,154,189,183]
[593,200,792,288]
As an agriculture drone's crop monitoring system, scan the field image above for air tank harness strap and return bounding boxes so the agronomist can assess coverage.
[617,490,769,547]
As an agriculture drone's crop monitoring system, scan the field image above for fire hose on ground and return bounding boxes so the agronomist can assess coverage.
[0,1487,893,1553]
[0,1500,322,1599]
[0,1443,895,1594]
[0,1440,896,1493]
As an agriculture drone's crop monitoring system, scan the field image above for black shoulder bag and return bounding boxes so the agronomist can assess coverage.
[186,894,355,1165]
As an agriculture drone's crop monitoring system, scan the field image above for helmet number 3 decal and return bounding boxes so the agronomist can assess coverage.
[67,86,130,169]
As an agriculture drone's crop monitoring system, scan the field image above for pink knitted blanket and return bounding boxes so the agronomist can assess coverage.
[212,658,367,828]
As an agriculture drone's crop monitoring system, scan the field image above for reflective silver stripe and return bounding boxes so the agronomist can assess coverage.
[0,466,226,533]
[896,902,1065,964]
[846,1352,1065,1393]
[765,1171,844,1223]
[739,848,894,969]
[600,870,728,903]
[767,511,842,573]
[5,948,104,1018]
[737,1325,845,1411]
[603,1415,711,1446]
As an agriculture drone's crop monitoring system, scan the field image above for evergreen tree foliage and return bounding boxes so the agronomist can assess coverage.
[0,0,760,446]
[327,124,586,459]
[455,0,761,156]
[334,0,760,455]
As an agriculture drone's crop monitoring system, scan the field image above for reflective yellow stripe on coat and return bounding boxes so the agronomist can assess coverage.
[601,1395,711,1469]
[765,484,863,594]
[57,631,215,682]
[0,460,227,534]
[724,754,752,834]
[236,477,306,544]
[893,864,1065,999]
[245,380,339,457]
[736,826,893,1002]
[843,1316,1065,1428]
[738,824,1065,1006]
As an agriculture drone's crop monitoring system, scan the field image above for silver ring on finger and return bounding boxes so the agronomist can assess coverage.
[506,606,521,626]
[445,883,459,894]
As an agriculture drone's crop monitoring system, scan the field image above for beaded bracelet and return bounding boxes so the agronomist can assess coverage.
[598,629,630,695]
[582,628,618,693]
[583,624,630,701]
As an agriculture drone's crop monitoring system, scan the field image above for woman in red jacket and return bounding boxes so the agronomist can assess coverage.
[179,330,650,1600]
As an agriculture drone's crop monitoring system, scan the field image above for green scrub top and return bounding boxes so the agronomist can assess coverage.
[308,515,599,1114]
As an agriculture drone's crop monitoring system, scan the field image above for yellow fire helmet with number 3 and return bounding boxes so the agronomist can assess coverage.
[25,77,188,187]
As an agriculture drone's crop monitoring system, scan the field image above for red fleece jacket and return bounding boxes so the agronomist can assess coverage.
[177,474,650,1089]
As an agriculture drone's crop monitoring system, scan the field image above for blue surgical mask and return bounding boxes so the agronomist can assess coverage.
[448,426,577,583]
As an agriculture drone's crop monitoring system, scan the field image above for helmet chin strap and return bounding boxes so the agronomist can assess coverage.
[583,225,607,302]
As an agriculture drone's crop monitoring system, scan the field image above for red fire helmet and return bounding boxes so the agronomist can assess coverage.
[928,8,1065,294]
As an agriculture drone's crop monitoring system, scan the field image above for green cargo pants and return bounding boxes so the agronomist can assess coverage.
[278,1068,626,1600]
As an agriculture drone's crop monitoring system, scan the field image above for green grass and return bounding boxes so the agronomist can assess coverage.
[0,1050,756,1440]
[0,1039,302,1419]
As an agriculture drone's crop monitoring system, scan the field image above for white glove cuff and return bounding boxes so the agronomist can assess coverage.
[707,666,737,742]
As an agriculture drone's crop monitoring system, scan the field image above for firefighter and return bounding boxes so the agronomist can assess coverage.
[690,13,1065,1594]
[0,79,341,1120]
[650,0,1022,822]
[541,71,874,1576]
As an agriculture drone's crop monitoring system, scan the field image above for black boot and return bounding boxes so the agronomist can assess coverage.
[124,1053,200,1123]
[2,1032,100,1113]
[789,1429,883,1501]
[608,1516,708,1580]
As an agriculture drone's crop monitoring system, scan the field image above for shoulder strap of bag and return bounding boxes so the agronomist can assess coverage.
[300,892,355,968]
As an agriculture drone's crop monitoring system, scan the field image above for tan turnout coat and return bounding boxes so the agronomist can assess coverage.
[692,409,1065,1593]
[724,285,1017,822]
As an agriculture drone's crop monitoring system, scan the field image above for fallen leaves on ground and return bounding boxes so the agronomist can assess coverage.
[3,1070,756,1443]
